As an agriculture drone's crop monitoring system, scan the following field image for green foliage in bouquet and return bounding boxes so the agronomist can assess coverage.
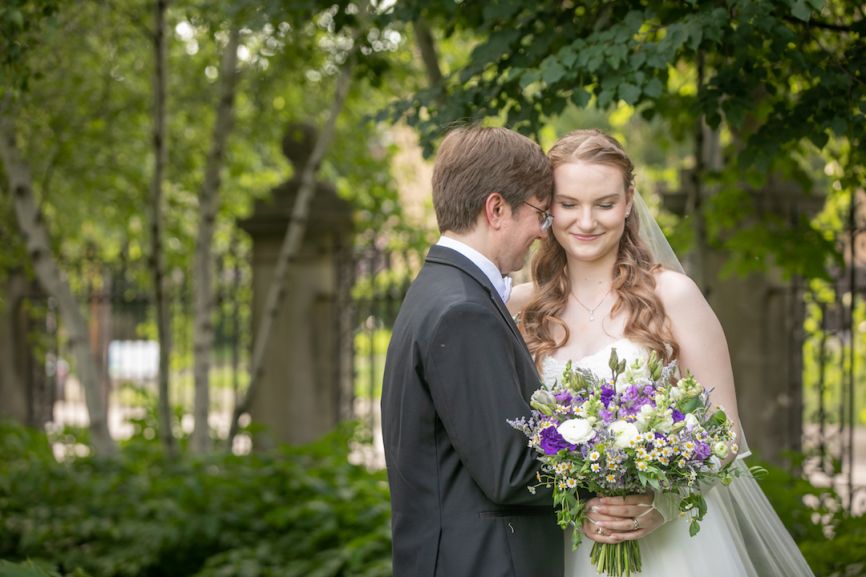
[513,349,749,576]
[0,420,392,577]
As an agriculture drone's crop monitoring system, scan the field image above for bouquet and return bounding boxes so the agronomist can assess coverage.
[509,349,745,577]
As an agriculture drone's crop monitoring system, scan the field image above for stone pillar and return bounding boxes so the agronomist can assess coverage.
[238,123,352,448]
[663,174,821,464]
[704,257,802,463]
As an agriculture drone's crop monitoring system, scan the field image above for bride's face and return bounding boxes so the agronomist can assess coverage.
[551,161,632,265]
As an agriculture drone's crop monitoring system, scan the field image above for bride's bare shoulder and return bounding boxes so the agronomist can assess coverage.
[507,282,535,315]
[652,268,704,309]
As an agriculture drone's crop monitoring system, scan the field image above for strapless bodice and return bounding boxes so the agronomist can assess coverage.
[541,338,649,388]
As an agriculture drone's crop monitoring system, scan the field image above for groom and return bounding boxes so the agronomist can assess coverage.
[381,125,563,577]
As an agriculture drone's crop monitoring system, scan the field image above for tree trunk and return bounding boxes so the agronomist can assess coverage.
[413,17,443,94]
[192,26,240,454]
[0,109,116,457]
[685,51,711,291]
[150,0,175,456]
[0,271,32,425]
[227,59,355,448]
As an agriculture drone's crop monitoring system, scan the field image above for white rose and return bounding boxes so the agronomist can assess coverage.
[609,420,641,449]
[557,418,594,445]
[713,441,729,459]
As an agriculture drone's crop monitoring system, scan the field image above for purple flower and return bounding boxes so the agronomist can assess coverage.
[671,409,685,423]
[599,409,615,424]
[540,426,572,455]
[694,441,712,460]
[600,384,615,408]
[555,391,573,405]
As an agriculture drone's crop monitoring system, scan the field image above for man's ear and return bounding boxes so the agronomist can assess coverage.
[484,192,507,230]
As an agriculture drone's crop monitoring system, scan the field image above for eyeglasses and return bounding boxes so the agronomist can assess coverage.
[523,201,553,232]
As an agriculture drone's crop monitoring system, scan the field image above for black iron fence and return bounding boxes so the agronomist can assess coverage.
[14,243,423,448]
[11,241,864,514]
[350,246,423,435]
[26,248,251,441]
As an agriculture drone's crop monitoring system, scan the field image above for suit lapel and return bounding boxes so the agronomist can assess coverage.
[425,245,535,364]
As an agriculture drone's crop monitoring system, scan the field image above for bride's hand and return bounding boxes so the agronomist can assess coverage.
[582,494,665,543]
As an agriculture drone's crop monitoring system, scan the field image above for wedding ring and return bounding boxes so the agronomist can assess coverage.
[595,527,604,535]
[632,517,640,530]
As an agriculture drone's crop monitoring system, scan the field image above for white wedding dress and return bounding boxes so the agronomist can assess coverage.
[542,339,816,577]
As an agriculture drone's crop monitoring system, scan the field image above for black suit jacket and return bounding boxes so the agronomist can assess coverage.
[381,245,563,577]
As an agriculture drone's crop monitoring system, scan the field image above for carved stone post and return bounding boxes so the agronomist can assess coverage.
[238,123,352,447]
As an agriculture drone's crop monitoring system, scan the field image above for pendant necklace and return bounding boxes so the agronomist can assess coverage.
[570,287,612,322]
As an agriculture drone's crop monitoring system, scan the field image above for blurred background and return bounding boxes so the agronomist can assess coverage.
[0,0,864,575]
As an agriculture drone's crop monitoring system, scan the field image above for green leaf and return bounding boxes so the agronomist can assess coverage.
[684,19,704,51]
[829,117,848,136]
[519,69,542,90]
[540,56,566,85]
[558,45,579,68]
[483,1,524,22]
[749,465,769,480]
[8,10,24,30]
[0,560,61,577]
[708,409,728,426]
[644,77,663,99]
[808,129,829,150]
[579,45,605,73]
[790,0,811,21]
[689,519,700,537]
[570,87,591,108]
[607,44,628,70]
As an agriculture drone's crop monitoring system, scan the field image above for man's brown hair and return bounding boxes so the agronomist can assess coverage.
[431,125,553,233]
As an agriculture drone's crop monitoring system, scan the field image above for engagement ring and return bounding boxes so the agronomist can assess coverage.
[632,517,640,530]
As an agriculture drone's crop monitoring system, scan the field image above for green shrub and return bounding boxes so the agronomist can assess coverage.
[754,454,865,576]
[0,421,391,577]
[0,559,65,577]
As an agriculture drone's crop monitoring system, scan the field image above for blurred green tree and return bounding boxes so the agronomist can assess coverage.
[384,0,863,279]
[0,0,415,452]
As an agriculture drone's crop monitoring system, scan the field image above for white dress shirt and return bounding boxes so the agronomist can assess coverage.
[436,236,512,303]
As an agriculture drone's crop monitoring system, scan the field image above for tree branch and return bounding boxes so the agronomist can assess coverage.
[784,15,859,33]
[414,16,444,97]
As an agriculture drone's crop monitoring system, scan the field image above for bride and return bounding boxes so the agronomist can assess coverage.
[508,129,815,576]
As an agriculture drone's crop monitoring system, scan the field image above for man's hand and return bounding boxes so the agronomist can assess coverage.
[581,494,664,544]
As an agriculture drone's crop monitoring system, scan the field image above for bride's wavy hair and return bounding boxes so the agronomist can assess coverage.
[520,129,679,366]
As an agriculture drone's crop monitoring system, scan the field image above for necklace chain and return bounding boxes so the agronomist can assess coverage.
[570,287,612,322]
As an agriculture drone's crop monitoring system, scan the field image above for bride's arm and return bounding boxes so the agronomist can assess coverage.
[506,281,534,315]
[655,269,742,465]
[586,270,744,539]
